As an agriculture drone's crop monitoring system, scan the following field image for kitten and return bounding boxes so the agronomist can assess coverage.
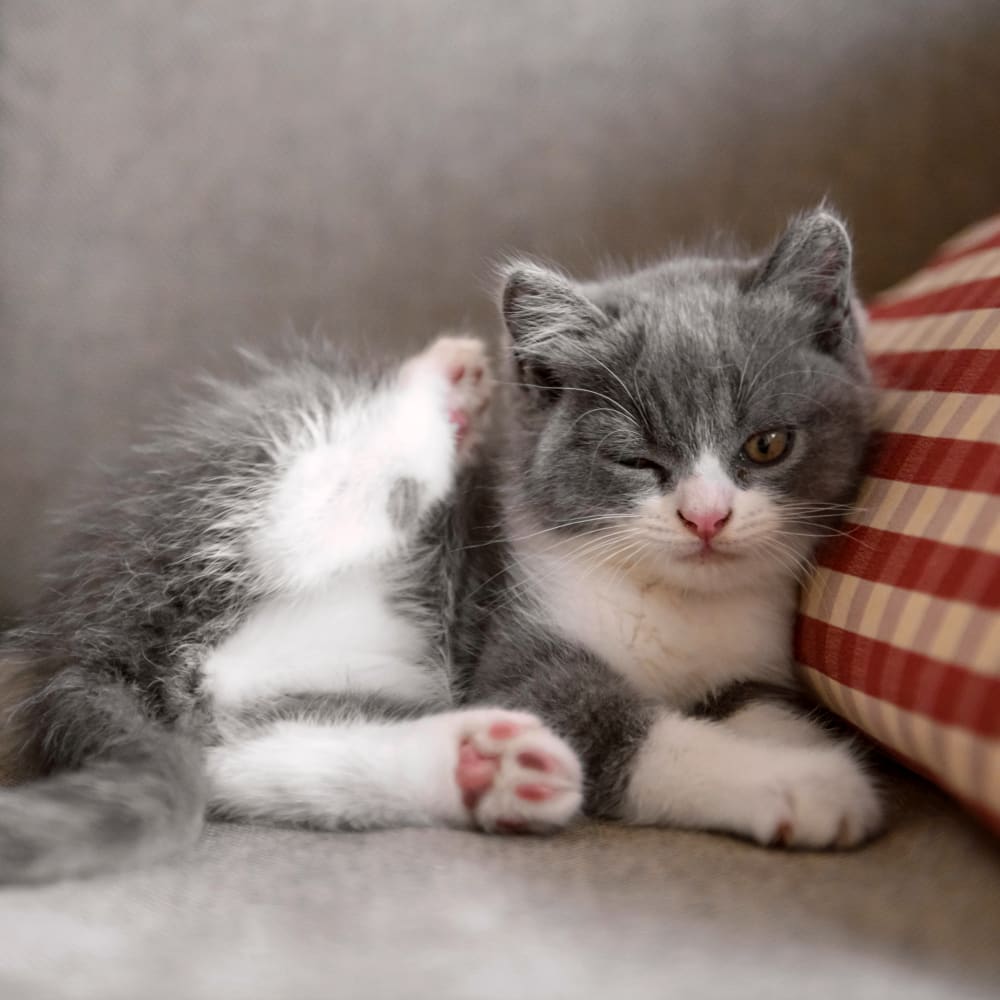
[0,206,882,882]
[0,337,582,883]
[463,207,884,848]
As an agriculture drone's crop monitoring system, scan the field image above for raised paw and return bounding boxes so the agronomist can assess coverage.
[406,335,494,460]
[453,710,583,834]
[745,748,884,850]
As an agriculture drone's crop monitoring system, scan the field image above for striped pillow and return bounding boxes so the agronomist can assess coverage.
[796,214,1000,833]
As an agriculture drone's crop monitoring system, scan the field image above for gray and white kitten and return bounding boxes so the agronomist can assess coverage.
[473,207,882,847]
[0,208,881,883]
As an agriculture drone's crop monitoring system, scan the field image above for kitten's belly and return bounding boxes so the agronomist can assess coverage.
[524,551,795,706]
[201,569,444,710]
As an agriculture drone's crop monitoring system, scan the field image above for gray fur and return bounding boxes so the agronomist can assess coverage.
[387,477,424,531]
[494,212,868,528]
[470,630,658,817]
[464,207,873,818]
[0,207,873,879]
[0,340,456,882]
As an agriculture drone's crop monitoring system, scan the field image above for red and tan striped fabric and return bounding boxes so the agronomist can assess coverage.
[795,214,1000,833]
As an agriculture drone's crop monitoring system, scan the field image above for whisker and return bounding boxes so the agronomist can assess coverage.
[476,523,646,613]
[776,501,862,512]
[465,523,640,603]
[567,342,651,430]
[496,378,639,426]
[567,407,634,432]
[777,525,879,552]
[762,538,818,582]
[461,512,640,551]
[739,329,832,405]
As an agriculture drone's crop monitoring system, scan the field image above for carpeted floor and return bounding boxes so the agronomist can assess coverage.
[1,766,997,1000]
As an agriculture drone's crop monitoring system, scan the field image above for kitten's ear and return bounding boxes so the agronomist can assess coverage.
[500,261,607,387]
[752,209,858,356]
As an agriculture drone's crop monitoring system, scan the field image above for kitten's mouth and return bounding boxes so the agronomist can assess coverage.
[681,543,742,563]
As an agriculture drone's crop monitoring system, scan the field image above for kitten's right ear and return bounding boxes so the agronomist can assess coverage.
[502,260,605,351]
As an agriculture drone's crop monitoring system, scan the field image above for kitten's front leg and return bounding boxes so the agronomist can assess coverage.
[252,335,493,589]
[475,636,882,849]
[625,707,883,848]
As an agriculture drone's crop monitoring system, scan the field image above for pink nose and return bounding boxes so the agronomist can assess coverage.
[677,508,732,541]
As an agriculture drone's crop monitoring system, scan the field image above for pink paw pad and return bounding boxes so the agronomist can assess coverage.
[488,721,519,740]
[516,784,555,802]
[456,739,499,809]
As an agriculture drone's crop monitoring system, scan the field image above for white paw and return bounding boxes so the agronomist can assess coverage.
[450,709,583,834]
[744,748,883,849]
[402,335,493,461]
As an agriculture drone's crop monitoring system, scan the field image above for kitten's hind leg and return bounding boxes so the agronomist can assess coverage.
[400,334,494,462]
[206,704,582,834]
[252,335,493,588]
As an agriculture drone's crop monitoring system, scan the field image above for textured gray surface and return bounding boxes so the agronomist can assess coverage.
[0,770,998,1000]
[2,0,1000,612]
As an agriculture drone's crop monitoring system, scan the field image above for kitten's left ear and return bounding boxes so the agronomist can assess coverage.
[751,208,859,356]
[500,260,606,352]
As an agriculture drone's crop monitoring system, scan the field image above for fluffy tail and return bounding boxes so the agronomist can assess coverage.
[0,655,206,883]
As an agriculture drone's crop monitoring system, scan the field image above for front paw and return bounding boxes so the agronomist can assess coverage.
[743,747,884,849]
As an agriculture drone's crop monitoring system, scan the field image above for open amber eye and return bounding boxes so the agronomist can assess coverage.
[743,429,792,465]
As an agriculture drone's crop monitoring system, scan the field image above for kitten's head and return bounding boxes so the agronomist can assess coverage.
[498,208,873,593]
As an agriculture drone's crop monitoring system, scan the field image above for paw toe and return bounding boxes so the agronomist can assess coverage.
[754,755,883,850]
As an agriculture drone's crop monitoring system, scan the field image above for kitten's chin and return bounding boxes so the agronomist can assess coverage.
[678,547,743,565]
[636,546,788,595]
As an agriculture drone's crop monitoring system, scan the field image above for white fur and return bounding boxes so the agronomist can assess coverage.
[674,453,737,523]
[249,370,457,591]
[723,700,833,747]
[206,708,582,833]
[624,709,882,848]
[513,526,795,707]
[206,714,465,829]
[201,569,445,709]
[511,447,812,705]
[202,336,585,838]
[204,348,468,709]
[512,450,883,848]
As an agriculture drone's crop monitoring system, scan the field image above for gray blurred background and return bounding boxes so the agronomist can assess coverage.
[2,0,999,616]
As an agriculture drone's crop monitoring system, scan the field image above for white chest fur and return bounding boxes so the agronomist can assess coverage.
[201,569,445,710]
[515,537,796,706]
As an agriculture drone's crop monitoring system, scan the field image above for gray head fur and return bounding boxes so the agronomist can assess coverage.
[498,208,873,592]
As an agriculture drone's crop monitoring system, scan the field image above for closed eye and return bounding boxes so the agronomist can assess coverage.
[615,456,667,483]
